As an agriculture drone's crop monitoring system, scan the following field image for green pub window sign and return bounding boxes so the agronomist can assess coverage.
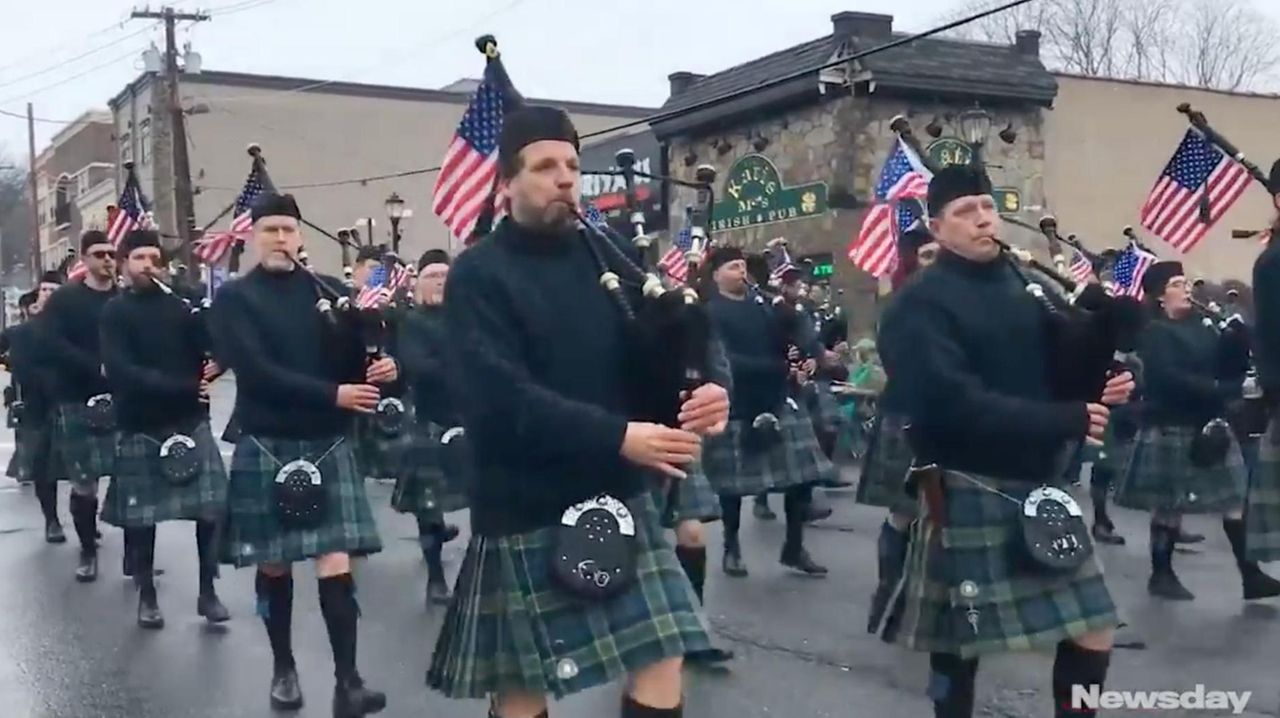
[711,154,828,232]
[924,137,1021,215]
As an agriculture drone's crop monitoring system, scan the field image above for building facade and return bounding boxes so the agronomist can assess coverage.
[652,12,1056,336]
[108,70,655,273]
[32,110,117,270]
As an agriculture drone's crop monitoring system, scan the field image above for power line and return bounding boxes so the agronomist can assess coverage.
[0,13,134,76]
[0,45,147,107]
[0,107,79,124]
[0,23,157,91]
[229,0,1034,191]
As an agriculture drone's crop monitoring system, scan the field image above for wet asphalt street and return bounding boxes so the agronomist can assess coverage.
[2,377,1280,717]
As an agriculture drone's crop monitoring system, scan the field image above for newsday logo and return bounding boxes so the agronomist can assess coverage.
[1072,685,1252,714]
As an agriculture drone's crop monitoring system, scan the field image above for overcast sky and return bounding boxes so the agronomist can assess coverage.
[2,0,1278,160]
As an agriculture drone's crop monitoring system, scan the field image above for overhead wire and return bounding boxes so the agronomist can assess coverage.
[0,12,134,75]
[0,44,150,107]
[0,23,157,90]
[233,0,1034,190]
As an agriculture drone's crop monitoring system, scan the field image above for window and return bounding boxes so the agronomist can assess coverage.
[138,119,151,165]
[120,132,132,165]
[53,176,71,227]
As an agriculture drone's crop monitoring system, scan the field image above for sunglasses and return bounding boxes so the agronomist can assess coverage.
[89,250,116,259]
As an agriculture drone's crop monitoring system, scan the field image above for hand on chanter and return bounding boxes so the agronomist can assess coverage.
[336,384,380,413]
[366,357,398,384]
[621,422,702,480]
[1100,371,1135,406]
[203,361,222,381]
[1085,403,1110,442]
[678,383,730,436]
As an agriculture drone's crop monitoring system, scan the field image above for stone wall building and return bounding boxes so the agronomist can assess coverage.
[652,11,1057,337]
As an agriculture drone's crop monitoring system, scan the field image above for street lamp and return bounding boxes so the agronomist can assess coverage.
[958,106,993,168]
[385,192,406,254]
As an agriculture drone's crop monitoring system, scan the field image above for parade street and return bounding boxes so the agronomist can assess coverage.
[0,378,1276,718]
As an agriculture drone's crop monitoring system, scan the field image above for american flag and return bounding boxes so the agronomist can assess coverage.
[1140,129,1252,254]
[68,177,151,280]
[583,203,607,229]
[432,62,507,245]
[658,207,695,284]
[196,161,268,265]
[1069,249,1093,283]
[1112,242,1158,299]
[355,264,393,309]
[847,137,932,277]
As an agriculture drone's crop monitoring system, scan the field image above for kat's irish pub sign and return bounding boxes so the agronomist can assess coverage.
[711,154,828,232]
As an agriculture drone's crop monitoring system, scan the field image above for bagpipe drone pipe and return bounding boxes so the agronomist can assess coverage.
[289,255,385,390]
[144,268,225,408]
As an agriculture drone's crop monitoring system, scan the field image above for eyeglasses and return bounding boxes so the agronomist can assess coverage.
[89,250,116,259]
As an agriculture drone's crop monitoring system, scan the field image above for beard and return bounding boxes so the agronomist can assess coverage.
[513,196,576,233]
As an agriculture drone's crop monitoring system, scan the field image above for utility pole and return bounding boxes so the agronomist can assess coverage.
[27,103,40,283]
[130,6,208,272]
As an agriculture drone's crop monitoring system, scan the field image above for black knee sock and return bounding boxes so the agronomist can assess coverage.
[928,653,979,718]
[1149,521,1175,574]
[720,496,742,551]
[34,482,58,524]
[1052,640,1111,717]
[1089,468,1113,529]
[622,693,682,718]
[318,573,361,684]
[426,539,446,584]
[255,572,295,673]
[69,493,98,555]
[195,520,218,596]
[876,519,908,585]
[129,527,157,598]
[783,485,811,554]
[1222,517,1254,573]
[675,544,707,603]
[416,513,434,555]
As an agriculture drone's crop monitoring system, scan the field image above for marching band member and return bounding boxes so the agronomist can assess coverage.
[1246,158,1280,569]
[391,248,467,607]
[701,247,834,578]
[349,244,408,483]
[39,230,121,582]
[427,105,725,718]
[880,165,1133,718]
[98,229,230,629]
[210,193,393,716]
[1114,260,1280,601]
[860,220,931,640]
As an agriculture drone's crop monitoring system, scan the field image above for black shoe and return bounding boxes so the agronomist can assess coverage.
[821,478,855,489]
[1148,571,1194,601]
[197,593,231,623]
[1091,522,1126,546]
[332,677,386,717]
[781,547,829,577]
[805,503,833,522]
[75,552,98,583]
[686,646,735,666]
[753,501,777,521]
[270,668,304,711]
[441,524,460,544]
[722,548,748,577]
[1174,528,1205,545]
[137,593,165,629]
[1242,566,1280,600]
[45,521,66,544]
[426,578,451,607]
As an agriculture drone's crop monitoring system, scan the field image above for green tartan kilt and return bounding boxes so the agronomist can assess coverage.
[101,420,228,528]
[896,472,1118,659]
[427,492,712,700]
[652,462,721,526]
[5,437,19,480]
[55,402,119,492]
[1114,425,1247,514]
[855,413,918,517]
[219,435,382,568]
[390,418,470,521]
[702,400,837,497]
[1245,420,1280,563]
[1092,421,1137,477]
[353,413,413,480]
[17,423,67,484]
[807,383,845,434]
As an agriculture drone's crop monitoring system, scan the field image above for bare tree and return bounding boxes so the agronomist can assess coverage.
[1176,0,1280,90]
[0,148,33,279]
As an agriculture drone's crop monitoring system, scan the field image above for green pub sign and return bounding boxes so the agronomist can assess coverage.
[711,154,828,232]
[925,137,1022,215]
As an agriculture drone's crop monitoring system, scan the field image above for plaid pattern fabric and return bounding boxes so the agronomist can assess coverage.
[805,382,845,435]
[655,462,721,526]
[1092,420,1137,477]
[54,403,119,492]
[427,492,712,699]
[855,413,917,516]
[1245,420,1280,562]
[17,425,67,484]
[219,435,382,568]
[353,412,414,480]
[1114,425,1247,513]
[5,440,19,480]
[390,417,470,521]
[703,401,836,497]
[101,421,228,528]
[895,472,1118,658]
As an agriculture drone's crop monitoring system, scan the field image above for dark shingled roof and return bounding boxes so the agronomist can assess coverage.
[654,30,1057,139]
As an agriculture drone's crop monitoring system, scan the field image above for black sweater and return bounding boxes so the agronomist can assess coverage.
[210,266,366,440]
[6,320,56,423]
[444,219,636,537]
[397,304,457,426]
[706,291,789,419]
[38,282,117,403]
[878,251,1088,482]
[100,287,206,432]
[1138,314,1236,427]
[1254,241,1280,397]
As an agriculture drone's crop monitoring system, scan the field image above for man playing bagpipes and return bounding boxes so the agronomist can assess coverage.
[878,165,1135,718]
[1245,158,1280,572]
[427,105,728,718]
[38,230,122,583]
[700,246,835,579]
[348,244,410,483]
[98,229,230,629]
[1112,259,1280,602]
[390,248,467,607]
[209,193,394,715]
[4,274,68,539]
